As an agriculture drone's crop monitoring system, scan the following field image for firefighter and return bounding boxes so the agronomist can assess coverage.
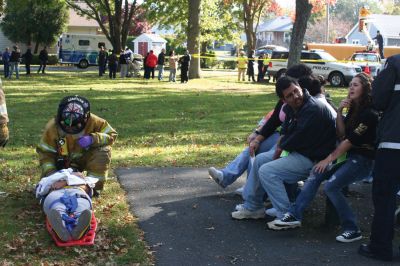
[36,95,117,191]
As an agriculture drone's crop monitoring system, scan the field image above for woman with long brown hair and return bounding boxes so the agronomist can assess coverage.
[269,73,379,243]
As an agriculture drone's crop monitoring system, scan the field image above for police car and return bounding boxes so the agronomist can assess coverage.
[349,51,383,78]
[268,50,362,87]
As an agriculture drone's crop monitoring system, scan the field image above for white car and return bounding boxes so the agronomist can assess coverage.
[268,50,362,87]
[349,51,383,78]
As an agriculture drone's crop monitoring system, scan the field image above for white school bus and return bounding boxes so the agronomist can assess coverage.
[58,33,112,68]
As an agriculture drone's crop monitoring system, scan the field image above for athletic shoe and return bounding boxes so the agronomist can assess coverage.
[267,213,301,230]
[265,207,278,217]
[208,167,225,188]
[47,209,70,242]
[235,203,245,211]
[232,207,265,220]
[336,230,362,243]
[71,210,92,240]
[235,186,244,196]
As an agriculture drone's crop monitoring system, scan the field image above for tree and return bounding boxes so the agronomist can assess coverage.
[330,0,381,25]
[128,7,151,36]
[66,0,138,52]
[1,0,68,53]
[188,0,201,79]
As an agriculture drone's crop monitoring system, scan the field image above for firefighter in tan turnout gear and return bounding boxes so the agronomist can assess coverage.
[0,78,9,147]
[36,95,117,191]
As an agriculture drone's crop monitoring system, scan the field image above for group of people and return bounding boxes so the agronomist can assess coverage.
[2,46,49,79]
[209,55,400,262]
[237,50,270,83]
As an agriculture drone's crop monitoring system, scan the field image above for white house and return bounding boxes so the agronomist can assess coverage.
[132,33,167,56]
[345,14,400,46]
[256,16,292,48]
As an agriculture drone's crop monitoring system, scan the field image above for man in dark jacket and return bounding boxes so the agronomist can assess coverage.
[179,50,191,83]
[2,48,10,78]
[373,30,384,59]
[38,47,48,74]
[358,54,400,262]
[157,48,166,81]
[232,76,336,220]
[98,46,107,77]
[22,48,33,75]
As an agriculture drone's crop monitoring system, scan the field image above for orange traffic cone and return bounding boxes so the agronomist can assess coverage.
[364,64,371,75]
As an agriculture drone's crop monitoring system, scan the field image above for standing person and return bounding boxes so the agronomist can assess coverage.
[145,50,158,79]
[8,46,21,79]
[157,48,166,81]
[2,48,10,79]
[98,46,107,77]
[358,54,400,261]
[263,53,271,83]
[107,50,118,79]
[119,50,128,78]
[124,47,133,77]
[247,50,256,82]
[0,78,9,147]
[179,50,191,83]
[237,51,247,82]
[38,47,48,74]
[22,48,33,75]
[36,95,117,191]
[143,52,150,79]
[373,30,384,59]
[257,53,265,82]
[168,50,177,82]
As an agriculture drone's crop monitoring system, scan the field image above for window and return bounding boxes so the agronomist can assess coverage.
[79,40,90,46]
[352,39,360,45]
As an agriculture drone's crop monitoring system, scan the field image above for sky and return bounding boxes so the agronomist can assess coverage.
[276,0,295,9]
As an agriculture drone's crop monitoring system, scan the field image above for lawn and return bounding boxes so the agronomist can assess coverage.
[0,69,348,265]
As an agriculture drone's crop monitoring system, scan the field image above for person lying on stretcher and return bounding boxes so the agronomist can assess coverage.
[35,168,98,242]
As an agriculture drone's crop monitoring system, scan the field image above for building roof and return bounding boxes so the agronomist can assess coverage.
[257,16,292,33]
[68,3,99,28]
[368,14,400,38]
[133,33,167,43]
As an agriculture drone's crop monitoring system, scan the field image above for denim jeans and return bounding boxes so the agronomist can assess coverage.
[290,152,372,231]
[221,132,279,187]
[8,62,19,79]
[43,188,91,216]
[3,62,9,78]
[169,68,176,82]
[258,152,314,218]
[157,65,164,80]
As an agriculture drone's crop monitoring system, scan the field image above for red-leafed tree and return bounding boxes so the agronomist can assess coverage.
[128,7,151,36]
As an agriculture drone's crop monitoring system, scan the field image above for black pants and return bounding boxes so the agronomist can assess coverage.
[181,67,188,83]
[25,63,31,75]
[379,46,384,59]
[108,64,117,79]
[369,149,400,257]
[38,61,46,73]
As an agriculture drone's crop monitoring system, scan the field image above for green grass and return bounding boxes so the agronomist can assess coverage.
[0,70,348,265]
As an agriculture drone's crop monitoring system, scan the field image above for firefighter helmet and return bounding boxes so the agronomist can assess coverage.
[57,95,90,134]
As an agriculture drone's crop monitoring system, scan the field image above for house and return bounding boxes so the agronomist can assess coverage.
[132,33,167,57]
[0,3,101,54]
[256,16,292,48]
[345,14,400,47]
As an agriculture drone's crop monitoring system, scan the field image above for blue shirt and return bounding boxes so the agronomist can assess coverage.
[2,51,10,63]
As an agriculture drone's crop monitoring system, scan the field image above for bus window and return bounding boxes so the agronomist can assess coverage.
[79,40,90,46]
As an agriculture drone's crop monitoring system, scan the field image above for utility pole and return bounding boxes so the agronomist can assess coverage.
[325,1,330,43]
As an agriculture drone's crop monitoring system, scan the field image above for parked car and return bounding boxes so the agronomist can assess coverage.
[255,45,288,57]
[349,51,383,78]
[268,49,362,87]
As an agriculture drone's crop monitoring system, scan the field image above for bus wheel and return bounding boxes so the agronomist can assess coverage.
[78,59,89,69]
[329,72,344,87]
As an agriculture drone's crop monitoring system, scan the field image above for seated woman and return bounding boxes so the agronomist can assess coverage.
[268,73,378,243]
[36,169,97,242]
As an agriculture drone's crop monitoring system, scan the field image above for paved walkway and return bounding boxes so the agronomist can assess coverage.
[116,167,399,266]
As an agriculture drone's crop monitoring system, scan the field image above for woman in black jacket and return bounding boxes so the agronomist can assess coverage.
[22,48,33,75]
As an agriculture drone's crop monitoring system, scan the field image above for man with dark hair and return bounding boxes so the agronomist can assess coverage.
[373,30,384,59]
[157,48,166,81]
[36,95,117,191]
[2,48,10,78]
[358,54,400,261]
[232,76,336,220]
[98,46,107,77]
[38,47,48,74]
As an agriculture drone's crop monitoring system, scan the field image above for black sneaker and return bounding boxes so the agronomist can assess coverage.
[336,230,362,243]
[267,213,301,230]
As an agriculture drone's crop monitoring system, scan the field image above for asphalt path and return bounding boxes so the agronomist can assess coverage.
[116,167,399,266]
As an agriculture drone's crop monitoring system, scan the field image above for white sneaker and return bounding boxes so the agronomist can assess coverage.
[235,186,244,196]
[232,207,265,220]
[208,167,225,188]
[397,190,400,197]
[265,207,278,217]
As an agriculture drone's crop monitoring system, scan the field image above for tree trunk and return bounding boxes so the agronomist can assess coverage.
[34,42,40,54]
[188,0,201,79]
[243,1,255,50]
[288,0,312,68]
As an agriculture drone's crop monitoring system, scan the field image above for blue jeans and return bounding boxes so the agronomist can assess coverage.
[8,62,19,79]
[220,132,279,187]
[169,68,176,82]
[290,153,372,231]
[3,62,9,78]
[255,152,314,218]
[158,65,164,80]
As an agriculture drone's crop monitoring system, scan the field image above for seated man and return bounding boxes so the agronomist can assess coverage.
[36,169,97,242]
[36,95,117,191]
[232,76,336,220]
[0,78,9,147]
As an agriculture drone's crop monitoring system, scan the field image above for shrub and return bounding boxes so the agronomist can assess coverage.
[223,60,236,69]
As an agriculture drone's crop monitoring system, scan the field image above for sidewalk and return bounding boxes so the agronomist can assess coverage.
[117,167,399,265]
